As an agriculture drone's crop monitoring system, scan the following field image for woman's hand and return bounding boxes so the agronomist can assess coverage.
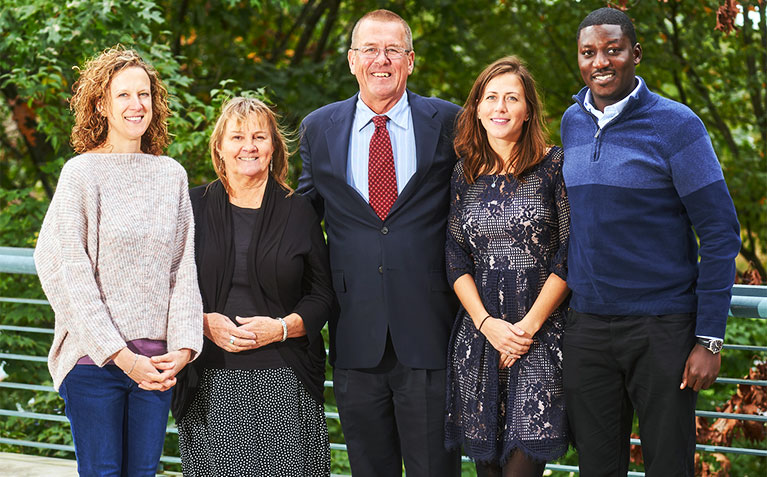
[144,349,193,391]
[113,348,168,390]
[481,318,533,368]
[496,318,537,368]
[483,317,533,356]
[204,312,257,352]
[235,316,283,349]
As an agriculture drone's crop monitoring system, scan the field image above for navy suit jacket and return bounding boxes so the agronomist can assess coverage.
[297,90,460,370]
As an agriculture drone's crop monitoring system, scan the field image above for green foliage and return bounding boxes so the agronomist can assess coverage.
[2,0,764,274]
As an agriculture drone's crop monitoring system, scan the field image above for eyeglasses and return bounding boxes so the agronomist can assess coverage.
[350,46,412,59]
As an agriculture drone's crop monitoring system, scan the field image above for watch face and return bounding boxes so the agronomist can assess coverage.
[698,338,723,354]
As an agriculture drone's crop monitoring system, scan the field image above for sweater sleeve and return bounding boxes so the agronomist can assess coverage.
[165,167,204,358]
[667,114,741,339]
[34,160,126,365]
[292,204,333,343]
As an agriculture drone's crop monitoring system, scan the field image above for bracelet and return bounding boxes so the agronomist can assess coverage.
[124,355,139,376]
[277,317,288,342]
[477,315,492,332]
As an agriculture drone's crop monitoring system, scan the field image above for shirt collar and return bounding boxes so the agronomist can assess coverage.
[584,76,643,122]
[354,92,410,132]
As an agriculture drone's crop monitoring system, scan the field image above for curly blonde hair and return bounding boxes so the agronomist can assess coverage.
[70,46,170,155]
[209,97,293,195]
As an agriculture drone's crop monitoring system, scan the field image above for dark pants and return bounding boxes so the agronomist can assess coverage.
[562,310,698,477]
[333,338,461,477]
[60,364,172,477]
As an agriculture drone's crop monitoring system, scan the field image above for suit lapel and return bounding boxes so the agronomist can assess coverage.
[388,91,440,217]
[325,95,380,221]
[325,95,356,181]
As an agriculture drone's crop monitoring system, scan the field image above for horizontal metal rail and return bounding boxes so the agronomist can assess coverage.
[695,410,767,423]
[0,297,49,305]
[0,382,54,392]
[715,377,767,386]
[627,438,767,458]
[0,353,47,363]
[0,437,74,453]
[0,438,184,465]
[0,408,69,423]
[723,344,767,352]
[0,325,54,334]
[0,247,36,275]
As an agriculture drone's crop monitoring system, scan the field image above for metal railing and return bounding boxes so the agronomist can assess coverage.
[1,246,766,475]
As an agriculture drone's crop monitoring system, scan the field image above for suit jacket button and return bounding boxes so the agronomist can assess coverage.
[378,266,383,274]
[381,226,389,235]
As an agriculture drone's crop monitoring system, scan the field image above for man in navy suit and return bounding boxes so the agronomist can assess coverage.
[298,9,461,477]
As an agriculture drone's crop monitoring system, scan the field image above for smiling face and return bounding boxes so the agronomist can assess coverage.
[477,72,529,154]
[348,18,414,114]
[218,115,274,187]
[101,66,152,152]
[577,24,642,111]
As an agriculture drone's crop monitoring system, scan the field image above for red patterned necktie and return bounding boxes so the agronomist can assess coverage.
[368,115,397,220]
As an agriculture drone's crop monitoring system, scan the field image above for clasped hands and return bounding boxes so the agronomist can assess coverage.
[480,316,536,369]
[113,347,192,392]
[204,312,283,353]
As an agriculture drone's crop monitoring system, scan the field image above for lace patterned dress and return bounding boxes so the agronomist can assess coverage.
[444,147,570,464]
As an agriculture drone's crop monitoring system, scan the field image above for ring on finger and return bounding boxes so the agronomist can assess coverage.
[229,336,235,345]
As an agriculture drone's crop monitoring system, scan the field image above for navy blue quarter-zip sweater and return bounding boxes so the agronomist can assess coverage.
[560,78,740,339]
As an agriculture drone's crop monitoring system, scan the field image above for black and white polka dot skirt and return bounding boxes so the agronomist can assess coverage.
[177,367,330,476]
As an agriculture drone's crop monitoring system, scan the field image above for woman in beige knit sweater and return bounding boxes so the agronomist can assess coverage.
[34,46,203,477]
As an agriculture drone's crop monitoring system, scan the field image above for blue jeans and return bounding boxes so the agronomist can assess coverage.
[59,364,171,477]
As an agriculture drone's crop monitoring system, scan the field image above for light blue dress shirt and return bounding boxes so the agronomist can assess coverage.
[347,93,417,201]
[584,76,643,129]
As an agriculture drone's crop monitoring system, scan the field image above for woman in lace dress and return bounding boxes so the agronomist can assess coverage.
[444,56,571,477]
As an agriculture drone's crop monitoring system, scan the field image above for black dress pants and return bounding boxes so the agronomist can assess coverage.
[333,336,461,477]
[562,310,698,476]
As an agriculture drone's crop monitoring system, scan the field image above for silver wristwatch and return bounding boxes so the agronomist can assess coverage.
[697,337,723,354]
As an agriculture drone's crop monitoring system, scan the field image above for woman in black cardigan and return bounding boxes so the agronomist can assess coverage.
[174,97,333,476]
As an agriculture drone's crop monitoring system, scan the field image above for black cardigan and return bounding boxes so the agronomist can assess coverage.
[171,178,333,419]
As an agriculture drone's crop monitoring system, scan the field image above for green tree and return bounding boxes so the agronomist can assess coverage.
[4,0,762,273]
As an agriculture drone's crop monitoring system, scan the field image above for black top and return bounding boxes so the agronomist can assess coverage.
[171,178,333,420]
[203,204,286,369]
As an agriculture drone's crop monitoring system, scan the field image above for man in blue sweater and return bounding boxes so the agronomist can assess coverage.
[560,8,741,476]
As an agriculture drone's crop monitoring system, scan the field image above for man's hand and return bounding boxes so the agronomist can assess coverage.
[680,344,721,391]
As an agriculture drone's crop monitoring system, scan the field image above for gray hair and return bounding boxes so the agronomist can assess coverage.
[350,9,413,50]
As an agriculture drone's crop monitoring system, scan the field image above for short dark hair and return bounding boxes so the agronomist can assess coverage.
[577,7,637,45]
